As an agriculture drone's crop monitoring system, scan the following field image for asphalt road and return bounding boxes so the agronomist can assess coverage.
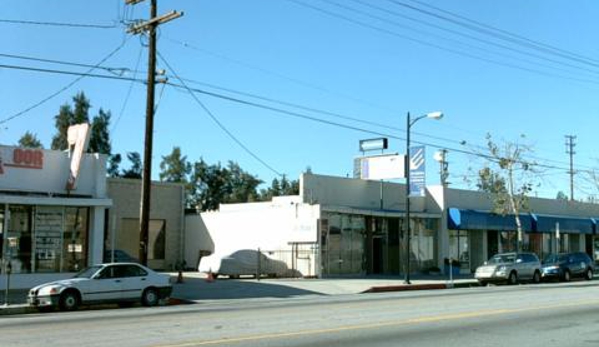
[1,282,599,347]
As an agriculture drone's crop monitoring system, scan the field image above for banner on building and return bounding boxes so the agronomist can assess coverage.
[409,145,426,197]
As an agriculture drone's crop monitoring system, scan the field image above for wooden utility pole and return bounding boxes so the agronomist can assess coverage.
[565,135,576,201]
[125,0,182,265]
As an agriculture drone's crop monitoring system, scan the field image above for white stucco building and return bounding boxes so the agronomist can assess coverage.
[186,173,599,278]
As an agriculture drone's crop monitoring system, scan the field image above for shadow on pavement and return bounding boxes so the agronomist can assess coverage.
[171,276,324,302]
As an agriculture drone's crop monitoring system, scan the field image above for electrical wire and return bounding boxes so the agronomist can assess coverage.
[2,58,596,176]
[0,52,131,76]
[288,0,599,85]
[112,44,145,136]
[399,0,599,67]
[156,50,284,177]
[0,38,130,125]
[344,0,599,78]
[0,18,117,29]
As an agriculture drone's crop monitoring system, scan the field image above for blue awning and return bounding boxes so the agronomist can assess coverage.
[447,208,535,232]
[532,214,594,234]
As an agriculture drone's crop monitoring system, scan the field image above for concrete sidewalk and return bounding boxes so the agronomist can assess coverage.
[0,272,478,315]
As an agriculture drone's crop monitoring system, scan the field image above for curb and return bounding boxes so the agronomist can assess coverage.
[362,281,479,293]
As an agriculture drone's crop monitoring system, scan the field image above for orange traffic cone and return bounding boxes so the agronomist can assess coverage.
[206,272,215,283]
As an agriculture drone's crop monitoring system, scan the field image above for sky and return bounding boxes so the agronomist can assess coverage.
[2,0,599,199]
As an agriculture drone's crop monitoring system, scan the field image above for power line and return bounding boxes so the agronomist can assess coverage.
[112,44,145,136]
[0,52,132,76]
[344,0,599,78]
[288,0,599,86]
[157,50,284,177]
[0,39,130,125]
[0,18,117,29]
[3,57,596,176]
[401,0,599,67]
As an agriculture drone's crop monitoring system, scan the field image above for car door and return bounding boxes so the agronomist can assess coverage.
[516,254,533,279]
[83,265,124,303]
[116,264,149,300]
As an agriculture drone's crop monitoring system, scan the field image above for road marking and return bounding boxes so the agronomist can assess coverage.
[153,299,599,347]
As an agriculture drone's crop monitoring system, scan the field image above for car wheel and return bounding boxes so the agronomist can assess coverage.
[532,271,541,284]
[508,271,518,285]
[142,288,159,307]
[478,281,487,287]
[59,290,80,311]
[563,269,571,282]
[585,268,594,281]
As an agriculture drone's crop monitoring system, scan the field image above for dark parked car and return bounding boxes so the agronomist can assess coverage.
[541,252,595,282]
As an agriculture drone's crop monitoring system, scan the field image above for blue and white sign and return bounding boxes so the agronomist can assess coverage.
[409,145,426,197]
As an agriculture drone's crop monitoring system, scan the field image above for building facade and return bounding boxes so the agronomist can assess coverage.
[106,178,186,271]
[187,173,599,278]
[0,145,186,290]
[0,145,110,288]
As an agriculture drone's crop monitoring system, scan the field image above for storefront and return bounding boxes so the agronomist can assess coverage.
[0,145,111,288]
[188,173,599,278]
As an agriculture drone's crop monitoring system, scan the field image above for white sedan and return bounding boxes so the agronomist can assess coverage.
[28,263,172,311]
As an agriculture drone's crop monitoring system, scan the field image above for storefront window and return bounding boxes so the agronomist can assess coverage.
[63,207,88,271]
[1,205,89,274]
[449,230,469,270]
[7,205,33,274]
[411,219,437,271]
[322,213,365,275]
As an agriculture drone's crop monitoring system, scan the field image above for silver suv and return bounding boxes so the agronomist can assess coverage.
[475,252,541,286]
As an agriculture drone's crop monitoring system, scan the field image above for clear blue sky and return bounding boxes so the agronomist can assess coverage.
[2,1,599,199]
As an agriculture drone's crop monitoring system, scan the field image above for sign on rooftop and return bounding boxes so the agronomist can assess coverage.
[354,154,405,180]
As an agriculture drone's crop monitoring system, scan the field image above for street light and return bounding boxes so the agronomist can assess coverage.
[404,111,443,284]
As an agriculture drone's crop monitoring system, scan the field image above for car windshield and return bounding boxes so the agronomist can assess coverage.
[488,254,516,264]
[543,254,567,264]
[73,265,103,279]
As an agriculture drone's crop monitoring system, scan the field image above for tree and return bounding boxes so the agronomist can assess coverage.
[18,131,43,148]
[159,147,191,183]
[556,191,569,200]
[121,152,142,179]
[472,134,537,251]
[107,153,122,178]
[260,176,299,200]
[226,161,262,204]
[88,108,112,155]
[51,104,73,150]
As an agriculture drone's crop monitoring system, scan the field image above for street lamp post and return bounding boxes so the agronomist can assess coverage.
[404,111,443,284]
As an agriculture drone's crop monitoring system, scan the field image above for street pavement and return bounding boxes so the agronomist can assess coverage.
[0,272,478,315]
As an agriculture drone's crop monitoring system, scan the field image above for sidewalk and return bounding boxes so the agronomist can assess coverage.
[0,272,478,315]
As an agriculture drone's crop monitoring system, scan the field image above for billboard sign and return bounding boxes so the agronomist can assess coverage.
[354,154,405,180]
[409,145,426,197]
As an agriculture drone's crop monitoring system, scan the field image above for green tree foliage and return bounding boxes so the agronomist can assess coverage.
[107,153,122,178]
[556,191,568,200]
[260,176,299,200]
[51,104,73,150]
[88,108,112,155]
[50,92,112,156]
[159,147,191,183]
[121,152,142,179]
[473,133,537,251]
[17,131,43,148]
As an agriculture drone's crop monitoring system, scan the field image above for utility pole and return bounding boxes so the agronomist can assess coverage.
[125,0,182,265]
[565,135,576,202]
